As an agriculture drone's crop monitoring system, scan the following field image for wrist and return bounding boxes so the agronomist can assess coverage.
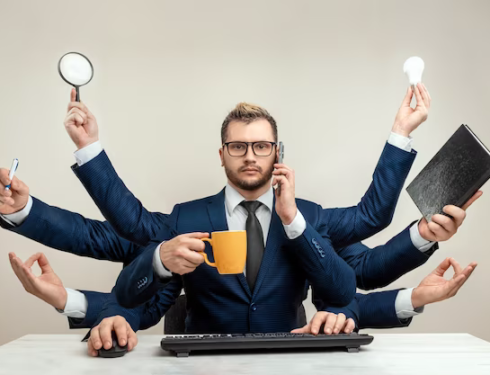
[281,207,297,226]
[76,137,99,151]
[53,288,68,311]
[391,124,410,138]
[411,287,425,309]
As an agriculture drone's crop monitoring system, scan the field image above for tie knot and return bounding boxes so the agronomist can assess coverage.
[240,200,262,213]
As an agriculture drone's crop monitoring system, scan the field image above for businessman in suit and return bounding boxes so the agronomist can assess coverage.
[54,85,472,331]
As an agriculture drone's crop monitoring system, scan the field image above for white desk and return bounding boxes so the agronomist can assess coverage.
[1,334,489,375]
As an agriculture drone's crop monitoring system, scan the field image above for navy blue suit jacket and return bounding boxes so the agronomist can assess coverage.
[68,142,421,333]
[0,196,435,331]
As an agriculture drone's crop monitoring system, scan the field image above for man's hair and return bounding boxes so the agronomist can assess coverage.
[221,102,278,144]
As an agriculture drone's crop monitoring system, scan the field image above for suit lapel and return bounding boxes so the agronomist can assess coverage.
[207,188,252,298]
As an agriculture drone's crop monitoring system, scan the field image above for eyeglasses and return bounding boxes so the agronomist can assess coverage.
[223,141,277,157]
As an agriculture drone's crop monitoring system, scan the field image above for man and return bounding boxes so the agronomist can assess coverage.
[8,250,476,356]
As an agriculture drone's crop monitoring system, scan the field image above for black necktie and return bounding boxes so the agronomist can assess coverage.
[240,201,265,292]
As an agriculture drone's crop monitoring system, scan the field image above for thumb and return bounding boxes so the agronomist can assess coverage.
[70,88,76,102]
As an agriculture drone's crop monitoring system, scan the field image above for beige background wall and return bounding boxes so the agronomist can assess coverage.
[1,0,489,346]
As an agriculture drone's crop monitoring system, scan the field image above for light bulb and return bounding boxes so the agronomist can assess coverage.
[403,57,425,86]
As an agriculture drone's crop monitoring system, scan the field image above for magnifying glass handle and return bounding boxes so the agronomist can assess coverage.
[75,87,80,102]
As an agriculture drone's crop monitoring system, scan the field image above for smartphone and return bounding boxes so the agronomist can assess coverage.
[278,141,284,164]
[276,142,284,194]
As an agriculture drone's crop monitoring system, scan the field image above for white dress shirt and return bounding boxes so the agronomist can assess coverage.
[1,133,431,321]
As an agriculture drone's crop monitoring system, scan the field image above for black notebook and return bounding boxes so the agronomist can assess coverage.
[407,124,490,221]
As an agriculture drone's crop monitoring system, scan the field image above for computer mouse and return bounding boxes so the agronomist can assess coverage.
[98,331,128,358]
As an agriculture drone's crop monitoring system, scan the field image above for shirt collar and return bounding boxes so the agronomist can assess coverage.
[225,183,273,215]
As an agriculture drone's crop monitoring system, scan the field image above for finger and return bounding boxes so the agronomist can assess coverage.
[70,88,76,103]
[90,326,102,350]
[65,113,84,126]
[421,83,431,108]
[127,323,138,351]
[417,83,428,107]
[431,214,456,235]
[448,258,463,276]
[333,314,346,335]
[9,256,30,286]
[10,176,29,195]
[272,175,289,189]
[185,238,206,252]
[87,337,98,357]
[442,206,467,227]
[324,313,338,335]
[310,313,327,335]
[67,101,89,114]
[0,188,12,197]
[0,169,11,186]
[291,324,310,334]
[114,318,128,346]
[68,107,88,122]
[414,84,425,108]
[180,248,205,265]
[99,320,114,350]
[461,264,477,279]
[273,164,293,172]
[344,319,356,334]
[401,86,413,107]
[182,232,209,240]
[36,253,54,274]
[0,197,15,206]
[272,168,292,180]
[24,252,42,268]
[461,191,483,211]
[427,221,449,240]
[433,258,452,277]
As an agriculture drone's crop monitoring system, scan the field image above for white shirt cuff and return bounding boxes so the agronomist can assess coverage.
[395,288,425,320]
[388,132,413,152]
[410,220,436,252]
[74,141,103,166]
[56,288,88,319]
[0,195,33,226]
[153,242,173,279]
[283,210,307,239]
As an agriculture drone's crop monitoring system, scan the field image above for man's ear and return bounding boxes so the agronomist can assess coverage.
[219,148,224,167]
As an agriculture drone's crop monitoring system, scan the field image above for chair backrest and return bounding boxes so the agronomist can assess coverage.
[163,295,308,334]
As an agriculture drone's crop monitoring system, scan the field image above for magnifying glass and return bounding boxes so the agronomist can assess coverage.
[58,52,94,102]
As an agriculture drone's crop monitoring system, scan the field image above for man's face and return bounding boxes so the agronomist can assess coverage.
[220,119,277,191]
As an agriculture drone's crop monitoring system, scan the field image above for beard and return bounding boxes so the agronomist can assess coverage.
[224,162,274,191]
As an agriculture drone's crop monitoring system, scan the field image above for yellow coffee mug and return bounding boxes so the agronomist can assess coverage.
[199,230,247,274]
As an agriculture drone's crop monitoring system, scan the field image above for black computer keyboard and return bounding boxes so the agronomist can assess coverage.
[161,332,374,357]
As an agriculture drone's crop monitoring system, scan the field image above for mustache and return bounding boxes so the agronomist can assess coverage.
[239,164,262,173]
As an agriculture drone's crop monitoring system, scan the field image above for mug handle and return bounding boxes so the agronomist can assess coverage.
[199,238,217,268]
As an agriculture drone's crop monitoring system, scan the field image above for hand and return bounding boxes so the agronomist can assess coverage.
[64,88,99,150]
[392,83,431,137]
[87,316,138,357]
[418,191,482,242]
[0,169,29,215]
[411,257,477,309]
[159,232,209,275]
[272,163,297,225]
[291,311,356,335]
[9,252,67,310]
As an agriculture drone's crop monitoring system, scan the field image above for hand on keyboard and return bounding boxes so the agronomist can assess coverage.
[291,311,356,335]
